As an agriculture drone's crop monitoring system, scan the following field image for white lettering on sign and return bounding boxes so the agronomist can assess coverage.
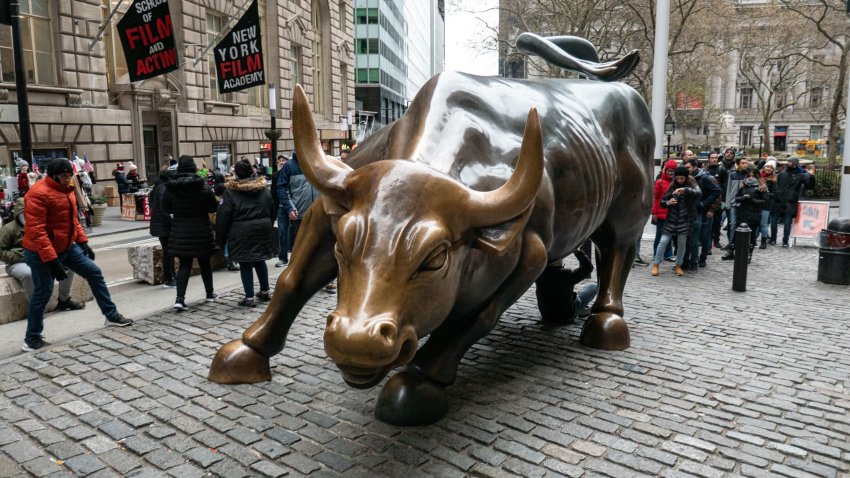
[135,0,167,14]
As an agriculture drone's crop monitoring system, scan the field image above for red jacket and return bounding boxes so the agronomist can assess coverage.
[652,160,679,220]
[23,176,88,263]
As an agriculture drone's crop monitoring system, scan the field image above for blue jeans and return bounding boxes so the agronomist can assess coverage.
[239,261,269,298]
[758,210,769,239]
[782,210,795,244]
[24,245,118,344]
[726,207,738,244]
[574,283,598,317]
[277,209,290,262]
[654,233,687,266]
[653,219,673,260]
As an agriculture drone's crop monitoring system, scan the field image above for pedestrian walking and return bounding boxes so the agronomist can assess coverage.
[163,155,219,310]
[149,167,177,288]
[216,160,275,307]
[21,158,132,351]
[273,155,290,267]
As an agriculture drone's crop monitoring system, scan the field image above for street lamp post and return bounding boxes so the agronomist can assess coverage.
[664,112,676,160]
[757,122,765,159]
[266,83,280,174]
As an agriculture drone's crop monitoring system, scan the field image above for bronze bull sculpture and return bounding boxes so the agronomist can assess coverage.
[209,42,654,425]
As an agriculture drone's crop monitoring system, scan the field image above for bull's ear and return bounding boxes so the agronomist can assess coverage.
[472,206,533,255]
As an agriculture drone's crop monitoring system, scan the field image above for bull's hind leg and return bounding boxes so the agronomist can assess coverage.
[209,204,338,384]
[582,223,638,350]
[375,232,548,426]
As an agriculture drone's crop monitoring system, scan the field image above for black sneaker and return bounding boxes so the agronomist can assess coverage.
[206,293,218,302]
[782,242,789,247]
[698,261,707,267]
[274,260,287,268]
[255,291,271,302]
[104,314,133,327]
[173,298,188,311]
[161,279,176,288]
[226,262,240,271]
[664,257,676,262]
[238,297,256,307]
[56,298,85,311]
[22,338,51,352]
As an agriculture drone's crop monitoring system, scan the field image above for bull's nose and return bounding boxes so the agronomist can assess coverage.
[324,314,403,366]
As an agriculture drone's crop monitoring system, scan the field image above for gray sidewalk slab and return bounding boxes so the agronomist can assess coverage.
[87,207,149,238]
[0,241,848,477]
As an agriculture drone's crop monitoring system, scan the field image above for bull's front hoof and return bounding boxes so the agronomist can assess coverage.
[375,370,448,426]
[208,339,272,384]
[579,312,630,350]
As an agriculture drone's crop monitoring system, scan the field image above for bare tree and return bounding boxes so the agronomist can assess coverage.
[778,0,849,167]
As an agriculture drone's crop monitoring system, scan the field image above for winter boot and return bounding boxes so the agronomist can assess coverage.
[759,237,767,249]
[651,264,659,276]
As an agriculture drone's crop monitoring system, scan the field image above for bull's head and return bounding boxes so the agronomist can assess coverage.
[292,85,544,388]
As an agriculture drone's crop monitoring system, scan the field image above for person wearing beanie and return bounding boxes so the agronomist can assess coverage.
[216,160,275,307]
[21,158,132,351]
[163,155,219,310]
[732,166,769,261]
[113,161,135,196]
[126,161,145,190]
[761,159,779,247]
[651,166,701,277]
[775,156,815,247]
[650,159,679,264]
[149,167,177,287]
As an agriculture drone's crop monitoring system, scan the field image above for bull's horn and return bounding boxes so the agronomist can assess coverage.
[293,84,352,203]
[467,107,544,227]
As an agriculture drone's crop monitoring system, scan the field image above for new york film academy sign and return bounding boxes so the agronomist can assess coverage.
[214,0,265,93]
[118,0,179,82]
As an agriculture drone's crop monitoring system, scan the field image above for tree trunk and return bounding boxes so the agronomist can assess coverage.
[827,45,848,170]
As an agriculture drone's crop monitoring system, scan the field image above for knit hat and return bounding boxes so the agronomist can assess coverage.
[764,159,777,170]
[127,162,137,171]
[116,162,124,171]
[46,158,73,179]
[177,155,197,173]
[234,160,253,179]
[674,166,690,177]
[664,159,678,172]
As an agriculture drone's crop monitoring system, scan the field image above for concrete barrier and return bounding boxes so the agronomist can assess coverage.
[127,242,226,285]
[0,275,94,326]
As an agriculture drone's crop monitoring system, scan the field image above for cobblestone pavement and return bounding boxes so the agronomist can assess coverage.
[1,242,848,478]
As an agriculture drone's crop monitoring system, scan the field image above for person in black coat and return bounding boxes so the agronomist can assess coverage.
[162,155,219,310]
[216,160,275,307]
[148,167,177,287]
[651,167,701,276]
[731,167,769,262]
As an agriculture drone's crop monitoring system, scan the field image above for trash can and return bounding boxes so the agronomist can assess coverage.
[816,217,850,285]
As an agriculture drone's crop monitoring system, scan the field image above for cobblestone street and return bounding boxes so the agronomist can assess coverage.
[1,242,848,478]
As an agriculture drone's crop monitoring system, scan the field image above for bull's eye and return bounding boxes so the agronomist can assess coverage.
[420,249,447,272]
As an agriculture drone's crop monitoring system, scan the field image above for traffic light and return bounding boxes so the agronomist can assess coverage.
[0,1,12,26]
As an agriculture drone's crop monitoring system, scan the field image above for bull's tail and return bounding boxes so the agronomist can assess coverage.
[516,32,639,82]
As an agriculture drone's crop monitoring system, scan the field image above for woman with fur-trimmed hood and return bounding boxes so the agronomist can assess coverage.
[216,160,275,307]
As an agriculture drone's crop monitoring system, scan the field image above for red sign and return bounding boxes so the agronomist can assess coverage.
[117,0,179,82]
[791,201,830,239]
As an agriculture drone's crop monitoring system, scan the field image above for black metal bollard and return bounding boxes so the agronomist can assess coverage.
[732,222,751,292]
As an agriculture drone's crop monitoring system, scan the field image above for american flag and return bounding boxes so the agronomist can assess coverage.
[82,153,95,173]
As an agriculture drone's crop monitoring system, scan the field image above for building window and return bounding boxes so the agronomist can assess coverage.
[0,0,55,85]
[810,87,823,108]
[356,68,378,83]
[211,144,232,173]
[102,0,128,86]
[338,1,347,29]
[207,12,226,101]
[356,38,378,54]
[290,46,302,92]
[355,8,377,24]
[740,126,753,147]
[340,63,348,115]
[810,125,823,140]
[504,57,525,79]
[739,87,753,109]
[312,0,324,115]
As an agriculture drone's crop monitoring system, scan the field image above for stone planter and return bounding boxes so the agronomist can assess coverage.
[90,203,107,227]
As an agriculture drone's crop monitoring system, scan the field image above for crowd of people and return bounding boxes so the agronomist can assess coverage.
[640,148,816,277]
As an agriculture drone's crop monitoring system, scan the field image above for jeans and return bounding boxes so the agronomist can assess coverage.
[158,236,176,281]
[277,209,290,261]
[24,245,118,344]
[712,209,725,244]
[769,211,779,242]
[782,210,795,244]
[290,219,302,250]
[684,218,702,268]
[573,282,598,317]
[654,233,687,266]
[726,207,738,244]
[176,256,213,299]
[653,219,673,260]
[239,261,269,298]
[758,210,770,239]
[6,262,74,301]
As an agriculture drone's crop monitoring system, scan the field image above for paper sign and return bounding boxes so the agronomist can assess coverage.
[791,201,830,238]
[118,0,179,82]
[214,0,265,94]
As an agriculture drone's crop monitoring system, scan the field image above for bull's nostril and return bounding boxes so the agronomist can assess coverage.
[376,321,397,343]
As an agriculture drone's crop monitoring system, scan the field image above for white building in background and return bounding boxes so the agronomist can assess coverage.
[405,0,445,97]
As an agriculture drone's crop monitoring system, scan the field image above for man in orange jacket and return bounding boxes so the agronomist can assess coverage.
[22,158,132,351]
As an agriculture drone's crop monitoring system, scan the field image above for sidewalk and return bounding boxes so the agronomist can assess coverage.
[0,240,848,477]
[88,207,149,238]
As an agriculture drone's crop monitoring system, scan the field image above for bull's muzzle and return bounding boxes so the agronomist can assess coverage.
[324,313,418,389]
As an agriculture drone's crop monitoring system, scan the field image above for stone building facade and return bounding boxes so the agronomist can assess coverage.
[0,0,354,189]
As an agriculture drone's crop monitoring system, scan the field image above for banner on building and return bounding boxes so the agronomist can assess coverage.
[117,0,179,82]
[214,0,265,94]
